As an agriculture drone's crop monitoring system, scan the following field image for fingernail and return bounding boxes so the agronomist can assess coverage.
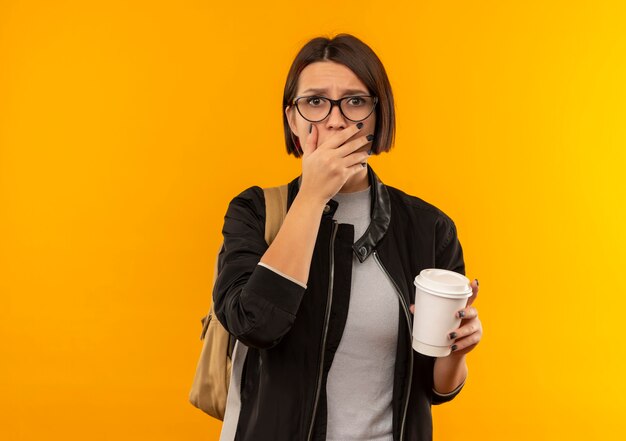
[357,122,364,129]
[475,278,479,286]
[449,332,457,340]
[366,134,374,141]
[309,124,313,134]
[451,344,458,352]
[457,310,465,318]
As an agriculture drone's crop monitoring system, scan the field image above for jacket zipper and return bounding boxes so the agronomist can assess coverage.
[373,250,413,441]
[306,220,339,441]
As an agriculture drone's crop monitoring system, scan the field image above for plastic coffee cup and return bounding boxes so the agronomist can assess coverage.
[412,269,473,357]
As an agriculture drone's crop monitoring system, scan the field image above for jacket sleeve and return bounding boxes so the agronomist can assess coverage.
[212,186,307,350]
[431,379,466,405]
[435,214,465,276]
[432,213,467,404]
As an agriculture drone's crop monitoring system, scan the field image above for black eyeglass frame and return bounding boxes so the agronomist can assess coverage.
[291,95,378,123]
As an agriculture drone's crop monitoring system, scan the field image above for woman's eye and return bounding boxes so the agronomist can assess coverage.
[307,97,323,106]
[348,97,365,106]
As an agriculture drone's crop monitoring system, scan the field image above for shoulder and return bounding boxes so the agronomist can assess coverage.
[229,185,265,206]
[224,185,266,229]
[385,184,462,257]
[385,184,456,226]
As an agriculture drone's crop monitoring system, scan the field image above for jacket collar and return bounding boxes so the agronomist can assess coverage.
[293,164,391,263]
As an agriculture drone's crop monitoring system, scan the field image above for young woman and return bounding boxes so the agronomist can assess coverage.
[213,33,483,441]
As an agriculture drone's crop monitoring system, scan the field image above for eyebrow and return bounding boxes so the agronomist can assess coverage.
[300,88,369,96]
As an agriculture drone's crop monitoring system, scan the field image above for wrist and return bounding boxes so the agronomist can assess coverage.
[295,189,328,210]
[433,353,468,394]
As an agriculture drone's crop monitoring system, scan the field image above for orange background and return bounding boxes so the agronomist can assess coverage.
[1,1,625,440]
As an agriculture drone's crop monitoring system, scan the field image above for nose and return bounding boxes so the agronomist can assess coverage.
[325,102,348,130]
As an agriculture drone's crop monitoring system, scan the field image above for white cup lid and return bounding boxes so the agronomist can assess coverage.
[414,269,472,298]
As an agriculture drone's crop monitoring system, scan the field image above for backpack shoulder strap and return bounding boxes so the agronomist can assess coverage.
[202,185,287,340]
[263,184,288,245]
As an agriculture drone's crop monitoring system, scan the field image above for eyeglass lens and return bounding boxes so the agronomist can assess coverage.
[296,96,376,122]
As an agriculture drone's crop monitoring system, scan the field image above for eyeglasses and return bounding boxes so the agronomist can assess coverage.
[292,95,378,123]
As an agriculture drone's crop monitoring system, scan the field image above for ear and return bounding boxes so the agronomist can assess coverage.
[285,105,298,135]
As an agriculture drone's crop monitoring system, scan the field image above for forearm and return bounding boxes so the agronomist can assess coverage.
[433,353,468,394]
[260,192,326,285]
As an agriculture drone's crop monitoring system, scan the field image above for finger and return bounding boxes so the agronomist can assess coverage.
[466,278,479,307]
[301,123,318,156]
[343,151,370,168]
[450,332,481,354]
[448,318,482,354]
[317,122,364,151]
[455,305,478,320]
[347,161,368,176]
[448,317,482,341]
[336,134,374,158]
[409,304,415,315]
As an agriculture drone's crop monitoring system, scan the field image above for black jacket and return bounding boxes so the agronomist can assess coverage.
[213,165,466,441]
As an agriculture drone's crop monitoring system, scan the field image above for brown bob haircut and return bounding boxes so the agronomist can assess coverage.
[283,33,396,158]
